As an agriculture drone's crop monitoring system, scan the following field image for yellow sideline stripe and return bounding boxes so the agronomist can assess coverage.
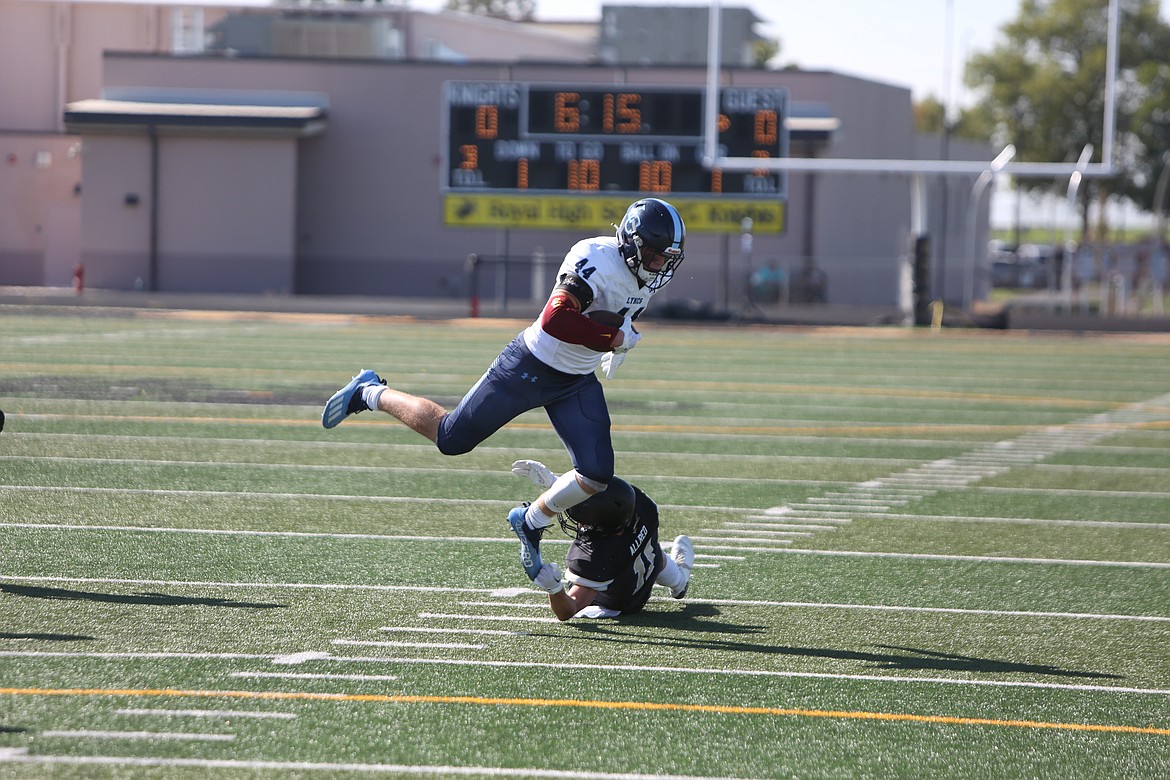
[2,687,1168,737]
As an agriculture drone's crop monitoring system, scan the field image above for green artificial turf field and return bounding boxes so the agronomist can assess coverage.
[1,305,1168,778]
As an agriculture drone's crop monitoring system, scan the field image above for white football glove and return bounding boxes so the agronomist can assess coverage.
[510,459,557,490]
[599,351,626,379]
[613,320,641,354]
[534,562,564,594]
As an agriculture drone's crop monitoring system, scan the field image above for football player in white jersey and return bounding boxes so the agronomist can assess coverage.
[321,197,686,580]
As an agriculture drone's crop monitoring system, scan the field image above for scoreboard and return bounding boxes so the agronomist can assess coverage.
[443,81,789,198]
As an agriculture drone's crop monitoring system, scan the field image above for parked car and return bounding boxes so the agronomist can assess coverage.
[990,241,1052,289]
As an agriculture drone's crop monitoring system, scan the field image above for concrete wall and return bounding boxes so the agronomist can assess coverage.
[0,135,82,285]
[0,1,228,132]
[78,132,297,293]
[0,0,227,289]
[0,1,985,309]
[91,53,949,307]
[79,135,153,289]
[158,136,296,293]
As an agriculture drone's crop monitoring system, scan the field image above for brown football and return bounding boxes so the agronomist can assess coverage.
[587,310,625,327]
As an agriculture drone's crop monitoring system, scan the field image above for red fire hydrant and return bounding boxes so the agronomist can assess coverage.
[72,262,85,295]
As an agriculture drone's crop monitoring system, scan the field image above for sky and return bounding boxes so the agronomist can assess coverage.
[409,0,1028,107]
[407,0,1168,110]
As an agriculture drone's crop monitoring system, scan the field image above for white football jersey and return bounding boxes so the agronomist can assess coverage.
[522,237,653,375]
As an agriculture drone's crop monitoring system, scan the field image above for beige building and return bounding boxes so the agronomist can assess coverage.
[1,0,990,310]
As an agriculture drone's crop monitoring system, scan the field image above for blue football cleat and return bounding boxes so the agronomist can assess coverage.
[322,369,384,429]
[507,504,544,581]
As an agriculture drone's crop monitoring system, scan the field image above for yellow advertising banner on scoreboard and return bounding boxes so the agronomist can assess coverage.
[443,194,785,234]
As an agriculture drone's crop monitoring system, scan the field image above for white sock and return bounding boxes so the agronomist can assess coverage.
[524,470,604,529]
[523,503,556,529]
[656,556,687,591]
[361,384,385,411]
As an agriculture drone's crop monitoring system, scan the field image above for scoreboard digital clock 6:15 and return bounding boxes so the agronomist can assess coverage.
[443,81,789,198]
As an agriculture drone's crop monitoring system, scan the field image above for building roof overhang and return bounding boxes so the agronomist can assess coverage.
[63,98,327,137]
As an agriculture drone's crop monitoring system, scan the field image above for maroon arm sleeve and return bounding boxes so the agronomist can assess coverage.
[539,290,620,352]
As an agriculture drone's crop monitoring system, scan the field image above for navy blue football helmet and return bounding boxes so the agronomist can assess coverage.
[615,198,686,292]
[561,478,636,538]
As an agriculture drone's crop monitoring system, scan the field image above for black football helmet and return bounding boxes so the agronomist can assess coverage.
[615,198,686,292]
[560,478,636,538]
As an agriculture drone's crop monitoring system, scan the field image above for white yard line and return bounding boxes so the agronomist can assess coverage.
[688,536,794,545]
[3,575,1163,621]
[695,529,814,537]
[678,544,796,554]
[379,627,529,637]
[40,729,235,742]
[0,753,745,779]
[0,574,517,594]
[737,391,1170,554]
[231,672,400,682]
[675,598,1170,622]
[765,548,1170,568]
[841,513,1170,530]
[114,708,295,719]
[416,613,560,624]
[0,489,763,515]
[294,655,1170,696]
[0,486,516,508]
[0,522,564,546]
[725,522,840,531]
[2,429,1066,451]
[976,486,1170,499]
[0,456,844,488]
[332,639,487,650]
[4,327,252,346]
[0,651,271,661]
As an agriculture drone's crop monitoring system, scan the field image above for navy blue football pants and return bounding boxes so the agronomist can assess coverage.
[435,336,615,484]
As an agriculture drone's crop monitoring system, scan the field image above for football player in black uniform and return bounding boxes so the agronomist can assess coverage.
[512,460,694,620]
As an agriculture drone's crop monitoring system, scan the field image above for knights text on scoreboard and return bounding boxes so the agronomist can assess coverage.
[442,81,789,199]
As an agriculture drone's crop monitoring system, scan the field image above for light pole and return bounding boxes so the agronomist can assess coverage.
[965,145,1016,310]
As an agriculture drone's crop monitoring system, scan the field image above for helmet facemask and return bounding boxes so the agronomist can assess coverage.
[615,199,686,292]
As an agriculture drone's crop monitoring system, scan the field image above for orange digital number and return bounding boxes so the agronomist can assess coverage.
[476,105,498,139]
[752,150,770,177]
[554,92,581,132]
[567,159,600,190]
[754,110,778,145]
[603,93,641,133]
[459,144,479,170]
[639,160,672,192]
[710,168,723,194]
[517,158,529,189]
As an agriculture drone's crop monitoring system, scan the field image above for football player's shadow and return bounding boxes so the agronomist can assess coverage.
[0,583,286,609]
[553,608,1121,681]
[559,602,767,637]
[0,631,95,642]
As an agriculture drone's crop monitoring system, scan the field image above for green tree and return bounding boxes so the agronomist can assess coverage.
[965,0,1170,236]
[751,38,780,69]
[913,95,996,141]
[445,0,535,21]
